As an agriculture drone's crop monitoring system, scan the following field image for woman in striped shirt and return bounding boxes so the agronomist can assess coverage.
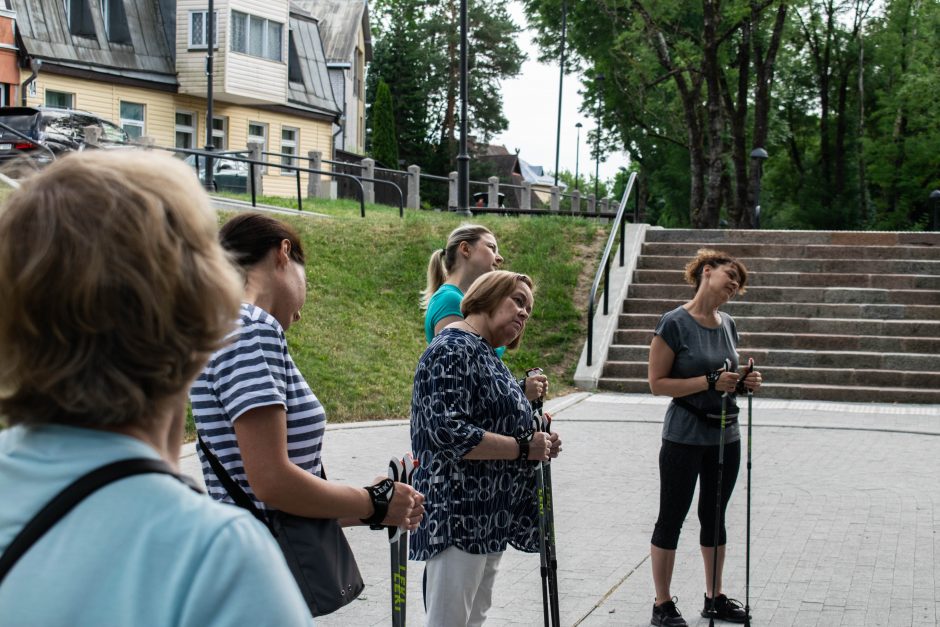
[191,213,424,562]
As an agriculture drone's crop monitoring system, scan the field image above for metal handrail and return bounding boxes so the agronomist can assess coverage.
[156,145,373,217]
[586,171,638,366]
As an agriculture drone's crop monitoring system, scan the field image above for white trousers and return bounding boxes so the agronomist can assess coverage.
[424,546,504,627]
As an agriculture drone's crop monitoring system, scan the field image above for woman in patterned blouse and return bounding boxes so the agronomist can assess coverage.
[410,270,563,626]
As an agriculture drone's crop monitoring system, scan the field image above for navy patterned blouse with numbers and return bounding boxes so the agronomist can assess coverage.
[409,328,540,561]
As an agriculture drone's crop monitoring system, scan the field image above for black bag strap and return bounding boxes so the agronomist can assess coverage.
[196,433,269,528]
[0,457,193,587]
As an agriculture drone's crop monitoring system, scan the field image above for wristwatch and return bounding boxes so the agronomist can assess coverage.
[515,429,534,461]
[361,478,395,529]
[706,370,721,392]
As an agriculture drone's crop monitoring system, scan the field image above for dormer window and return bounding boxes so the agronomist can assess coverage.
[103,0,131,44]
[231,11,283,62]
[65,0,95,37]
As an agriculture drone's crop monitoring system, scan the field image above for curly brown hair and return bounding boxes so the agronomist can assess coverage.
[683,248,748,294]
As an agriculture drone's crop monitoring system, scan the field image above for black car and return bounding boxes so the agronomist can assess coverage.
[0,106,131,165]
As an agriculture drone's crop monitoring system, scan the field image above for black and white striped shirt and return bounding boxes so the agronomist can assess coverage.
[190,303,326,511]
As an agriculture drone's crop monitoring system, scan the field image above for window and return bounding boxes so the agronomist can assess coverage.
[45,90,74,109]
[175,111,195,149]
[103,0,131,43]
[65,0,95,37]
[189,11,218,49]
[231,11,283,62]
[353,48,363,98]
[119,101,145,140]
[211,116,227,150]
[280,127,298,175]
[248,121,267,172]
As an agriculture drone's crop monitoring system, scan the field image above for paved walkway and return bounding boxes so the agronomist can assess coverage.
[179,393,940,626]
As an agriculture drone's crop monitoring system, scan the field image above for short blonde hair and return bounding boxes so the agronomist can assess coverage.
[684,248,748,294]
[461,271,535,350]
[0,150,242,428]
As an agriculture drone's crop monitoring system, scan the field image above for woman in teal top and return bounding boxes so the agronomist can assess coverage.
[421,224,546,399]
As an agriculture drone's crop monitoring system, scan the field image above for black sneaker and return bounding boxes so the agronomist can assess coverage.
[651,597,688,627]
[701,593,748,623]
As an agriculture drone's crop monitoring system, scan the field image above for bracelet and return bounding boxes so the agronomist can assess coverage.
[515,430,533,461]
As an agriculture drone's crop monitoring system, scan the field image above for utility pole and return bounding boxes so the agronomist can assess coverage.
[204,0,215,192]
[456,0,471,215]
[552,0,567,187]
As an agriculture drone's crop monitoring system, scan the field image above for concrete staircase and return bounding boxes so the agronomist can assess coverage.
[598,229,940,404]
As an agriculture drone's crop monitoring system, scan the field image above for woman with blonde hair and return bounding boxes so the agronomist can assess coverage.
[411,270,563,626]
[647,249,763,627]
[0,151,313,625]
[421,224,547,401]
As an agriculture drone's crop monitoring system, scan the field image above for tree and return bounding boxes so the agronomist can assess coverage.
[368,0,524,175]
[370,80,400,168]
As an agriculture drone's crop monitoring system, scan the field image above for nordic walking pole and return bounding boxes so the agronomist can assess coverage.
[528,367,559,626]
[388,453,417,627]
[743,358,755,627]
[708,359,732,627]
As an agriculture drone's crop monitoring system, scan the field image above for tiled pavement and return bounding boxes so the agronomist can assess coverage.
[179,393,940,626]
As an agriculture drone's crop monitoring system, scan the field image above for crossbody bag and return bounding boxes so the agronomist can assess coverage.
[196,435,364,617]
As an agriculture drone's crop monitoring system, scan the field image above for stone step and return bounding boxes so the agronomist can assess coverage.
[613,329,940,353]
[601,361,940,388]
[606,344,938,370]
[642,241,940,260]
[637,255,940,275]
[644,228,940,247]
[628,284,940,305]
[622,298,940,320]
[617,313,940,338]
[632,269,940,290]
[596,376,940,404]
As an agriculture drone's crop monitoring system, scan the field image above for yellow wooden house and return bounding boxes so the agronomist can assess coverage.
[10,0,343,197]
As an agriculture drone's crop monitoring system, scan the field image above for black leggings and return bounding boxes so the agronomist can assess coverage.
[651,438,741,550]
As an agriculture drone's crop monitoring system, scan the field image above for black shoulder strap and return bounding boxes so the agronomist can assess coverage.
[196,434,269,527]
[0,457,191,587]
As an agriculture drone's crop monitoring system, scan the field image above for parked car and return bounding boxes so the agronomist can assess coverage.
[182,153,250,194]
[0,107,132,166]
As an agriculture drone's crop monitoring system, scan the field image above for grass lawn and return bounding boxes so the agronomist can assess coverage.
[190,194,608,435]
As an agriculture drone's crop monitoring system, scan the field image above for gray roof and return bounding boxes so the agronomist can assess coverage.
[288,10,341,116]
[290,0,371,63]
[11,0,177,86]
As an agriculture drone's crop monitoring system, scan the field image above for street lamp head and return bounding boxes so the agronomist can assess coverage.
[930,189,940,200]
[576,122,583,129]
[750,147,769,160]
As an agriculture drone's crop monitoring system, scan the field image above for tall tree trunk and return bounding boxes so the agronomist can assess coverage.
[440,0,458,151]
[722,19,750,228]
[701,0,725,229]
[747,3,787,228]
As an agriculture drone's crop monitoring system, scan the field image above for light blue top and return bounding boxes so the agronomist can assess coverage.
[0,424,314,627]
[424,283,506,358]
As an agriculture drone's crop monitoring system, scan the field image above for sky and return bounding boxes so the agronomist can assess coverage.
[492,2,630,184]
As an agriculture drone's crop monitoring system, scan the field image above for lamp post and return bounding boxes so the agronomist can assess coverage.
[594,73,605,200]
[574,121,583,191]
[204,0,215,192]
[456,0,471,215]
[930,189,940,232]
[749,147,769,229]
[552,0,567,188]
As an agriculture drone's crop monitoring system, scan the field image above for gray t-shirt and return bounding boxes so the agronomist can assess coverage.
[654,306,741,445]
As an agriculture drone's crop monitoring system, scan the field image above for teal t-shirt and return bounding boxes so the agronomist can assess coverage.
[0,425,314,627]
[424,283,506,358]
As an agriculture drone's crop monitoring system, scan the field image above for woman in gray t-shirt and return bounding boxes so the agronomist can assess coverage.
[646,249,763,627]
